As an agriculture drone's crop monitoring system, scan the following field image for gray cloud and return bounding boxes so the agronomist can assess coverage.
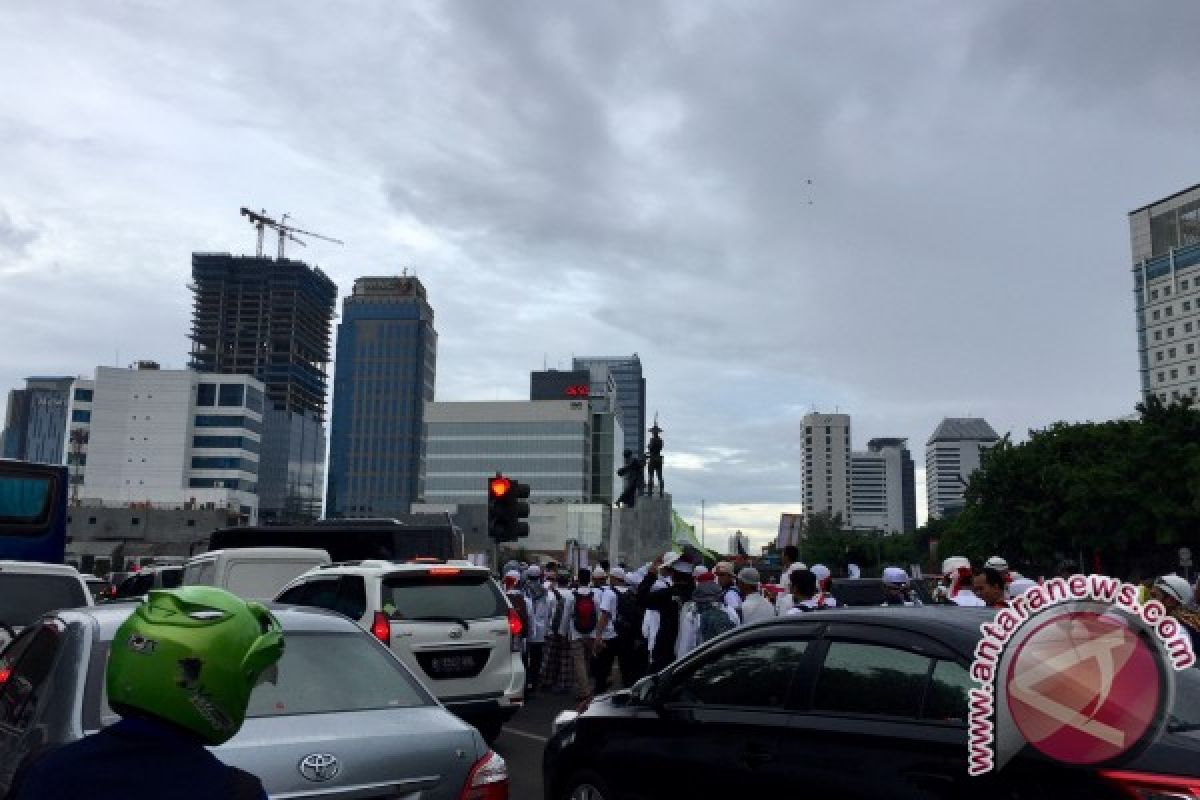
[0,1,1195,545]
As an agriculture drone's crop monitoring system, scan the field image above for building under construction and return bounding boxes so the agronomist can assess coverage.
[189,254,337,418]
[188,253,337,522]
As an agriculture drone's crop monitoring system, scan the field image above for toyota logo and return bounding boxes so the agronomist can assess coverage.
[448,627,463,639]
[298,753,340,783]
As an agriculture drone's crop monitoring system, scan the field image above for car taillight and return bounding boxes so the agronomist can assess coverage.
[0,666,11,687]
[459,749,508,800]
[507,608,523,637]
[371,611,391,646]
[429,567,462,576]
[1101,769,1200,798]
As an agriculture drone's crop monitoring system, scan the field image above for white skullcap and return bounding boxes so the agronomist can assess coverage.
[882,566,909,585]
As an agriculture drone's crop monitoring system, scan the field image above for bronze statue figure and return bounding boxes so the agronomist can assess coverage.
[646,419,664,497]
[616,448,643,508]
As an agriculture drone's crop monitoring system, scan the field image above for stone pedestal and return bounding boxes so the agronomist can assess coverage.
[609,493,673,567]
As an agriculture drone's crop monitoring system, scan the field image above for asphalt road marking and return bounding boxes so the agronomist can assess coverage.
[502,727,549,743]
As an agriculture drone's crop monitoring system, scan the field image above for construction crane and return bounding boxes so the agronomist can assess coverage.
[239,207,344,259]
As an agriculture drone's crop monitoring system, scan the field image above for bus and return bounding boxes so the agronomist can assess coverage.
[0,459,69,563]
[207,516,463,564]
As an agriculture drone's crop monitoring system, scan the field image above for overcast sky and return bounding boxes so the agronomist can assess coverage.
[2,1,1199,548]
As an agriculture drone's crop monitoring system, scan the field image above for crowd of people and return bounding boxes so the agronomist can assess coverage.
[498,545,1200,706]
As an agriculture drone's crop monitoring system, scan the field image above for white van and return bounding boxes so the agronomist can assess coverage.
[182,548,331,601]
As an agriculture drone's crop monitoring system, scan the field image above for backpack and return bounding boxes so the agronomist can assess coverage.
[698,602,737,642]
[572,590,597,635]
[614,588,643,640]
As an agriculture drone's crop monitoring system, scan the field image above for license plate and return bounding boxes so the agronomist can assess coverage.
[431,655,476,674]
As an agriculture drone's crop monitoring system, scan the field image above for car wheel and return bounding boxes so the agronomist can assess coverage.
[562,769,613,800]
[474,718,504,744]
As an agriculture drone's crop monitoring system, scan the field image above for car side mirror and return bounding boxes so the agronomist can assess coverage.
[631,675,658,706]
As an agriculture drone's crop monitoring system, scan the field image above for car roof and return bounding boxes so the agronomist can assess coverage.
[738,605,992,655]
[54,603,365,641]
[304,559,487,576]
[0,560,83,577]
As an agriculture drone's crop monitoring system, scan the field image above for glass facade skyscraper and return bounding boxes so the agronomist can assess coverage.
[326,276,437,518]
[572,355,646,457]
[1,376,75,464]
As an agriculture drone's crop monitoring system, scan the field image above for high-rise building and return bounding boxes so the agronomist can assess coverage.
[851,437,916,534]
[1,376,75,464]
[421,400,592,504]
[572,355,645,457]
[801,412,852,524]
[326,276,437,518]
[189,253,336,522]
[530,369,622,506]
[1130,185,1200,403]
[925,418,999,520]
[67,363,264,522]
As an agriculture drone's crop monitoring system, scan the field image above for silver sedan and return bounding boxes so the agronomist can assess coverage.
[0,604,509,798]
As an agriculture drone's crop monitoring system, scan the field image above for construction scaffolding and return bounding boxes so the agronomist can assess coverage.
[188,253,337,421]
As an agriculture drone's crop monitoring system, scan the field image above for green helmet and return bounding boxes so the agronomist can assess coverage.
[107,586,284,745]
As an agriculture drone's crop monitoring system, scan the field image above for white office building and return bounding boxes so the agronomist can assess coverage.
[422,399,592,504]
[66,363,263,522]
[851,438,917,534]
[925,418,999,520]
[1130,184,1200,403]
[802,412,852,525]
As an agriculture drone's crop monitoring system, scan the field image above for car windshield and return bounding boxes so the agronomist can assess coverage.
[88,631,432,728]
[0,573,87,627]
[382,571,506,621]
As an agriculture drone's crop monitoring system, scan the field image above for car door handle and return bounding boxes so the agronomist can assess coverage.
[742,745,774,766]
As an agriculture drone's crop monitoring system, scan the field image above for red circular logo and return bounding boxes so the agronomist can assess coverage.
[1005,611,1163,765]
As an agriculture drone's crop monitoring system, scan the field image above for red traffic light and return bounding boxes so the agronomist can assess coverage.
[489,477,512,498]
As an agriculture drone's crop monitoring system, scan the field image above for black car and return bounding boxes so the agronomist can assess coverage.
[110,565,183,600]
[543,607,1200,800]
[830,577,934,606]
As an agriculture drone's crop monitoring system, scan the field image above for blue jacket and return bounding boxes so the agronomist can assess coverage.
[14,716,266,800]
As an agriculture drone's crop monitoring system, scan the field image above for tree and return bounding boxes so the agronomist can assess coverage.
[949,398,1200,578]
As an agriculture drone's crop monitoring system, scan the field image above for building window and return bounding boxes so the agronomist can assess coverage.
[1186,301,1193,312]
[1165,287,1173,297]
[1183,280,1191,290]
[1168,327,1176,337]
[1188,323,1195,333]
[1171,369,1179,380]
[131,517,140,525]
[1191,366,1197,376]
[1155,331,1162,341]
[1158,372,1166,381]
[1153,310,1161,320]
[1152,290,1160,300]
[73,388,93,402]
[1157,351,1164,362]
[197,383,217,406]
[218,384,245,407]
[87,516,96,525]
[1167,306,1175,317]
[71,409,91,423]
[1170,348,1177,358]
[1173,391,1181,400]
[186,519,196,527]
[1189,344,1196,355]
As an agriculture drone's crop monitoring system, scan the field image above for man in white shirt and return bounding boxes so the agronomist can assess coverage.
[775,546,807,615]
[714,561,742,613]
[522,565,551,695]
[737,567,776,624]
[591,568,620,694]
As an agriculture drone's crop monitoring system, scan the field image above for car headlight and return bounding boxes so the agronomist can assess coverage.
[552,710,580,736]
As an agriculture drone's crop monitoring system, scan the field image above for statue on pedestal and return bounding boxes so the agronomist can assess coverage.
[646,418,665,498]
[616,448,644,508]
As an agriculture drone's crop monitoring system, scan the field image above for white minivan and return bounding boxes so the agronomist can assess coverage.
[182,547,331,601]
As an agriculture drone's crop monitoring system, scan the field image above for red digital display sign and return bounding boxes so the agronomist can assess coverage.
[565,384,590,397]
